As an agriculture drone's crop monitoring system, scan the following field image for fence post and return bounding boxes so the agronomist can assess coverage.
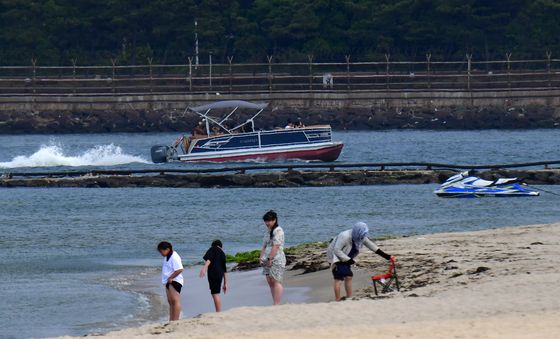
[426,53,432,89]
[505,52,511,89]
[147,57,153,93]
[110,58,118,94]
[227,56,234,93]
[385,53,390,90]
[345,55,351,91]
[466,53,472,91]
[209,52,213,91]
[71,58,77,94]
[267,55,273,93]
[308,54,314,91]
[187,57,193,92]
[546,50,552,88]
[31,58,37,94]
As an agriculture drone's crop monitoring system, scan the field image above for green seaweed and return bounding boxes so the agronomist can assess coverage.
[225,249,261,264]
[227,241,329,265]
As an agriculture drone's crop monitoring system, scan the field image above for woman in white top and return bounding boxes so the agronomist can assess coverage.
[327,222,393,301]
[158,241,184,321]
[260,210,286,305]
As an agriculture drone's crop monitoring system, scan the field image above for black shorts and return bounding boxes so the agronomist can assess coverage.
[332,263,353,281]
[208,274,223,295]
[166,281,182,294]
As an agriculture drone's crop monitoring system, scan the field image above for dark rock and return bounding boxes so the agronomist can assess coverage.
[468,266,490,275]
[292,260,330,273]
[232,261,261,271]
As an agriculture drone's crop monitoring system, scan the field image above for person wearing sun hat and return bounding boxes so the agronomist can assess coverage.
[327,222,394,301]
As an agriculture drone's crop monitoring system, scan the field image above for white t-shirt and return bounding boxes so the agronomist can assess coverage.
[161,251,184,285]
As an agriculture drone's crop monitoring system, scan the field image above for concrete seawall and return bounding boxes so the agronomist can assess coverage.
[1,89,560,133]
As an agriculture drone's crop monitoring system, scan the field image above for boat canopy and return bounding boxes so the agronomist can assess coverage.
[189,100,268,113]
[186,100,269,135]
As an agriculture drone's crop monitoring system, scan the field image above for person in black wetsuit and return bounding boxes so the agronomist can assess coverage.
[199,240,228,312]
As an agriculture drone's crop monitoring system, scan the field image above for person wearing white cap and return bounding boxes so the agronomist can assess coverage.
[326,222,394,301]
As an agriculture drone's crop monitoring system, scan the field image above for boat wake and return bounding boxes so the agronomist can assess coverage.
[0,144,149,169]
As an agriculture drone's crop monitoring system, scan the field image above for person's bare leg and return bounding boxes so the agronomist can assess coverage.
[166,286,181,321]
[166,289,172,318]
[344,277,353,299]
[271,280,283,305]
[211,294,222,312]
[334,279,342,301]
[266,276,283,305]
[266,275,275,296]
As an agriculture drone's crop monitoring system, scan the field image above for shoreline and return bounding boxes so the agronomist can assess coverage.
[129,267,311,322]
[63,222,560,338]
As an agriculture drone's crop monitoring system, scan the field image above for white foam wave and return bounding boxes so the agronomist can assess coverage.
[0,144,149,169]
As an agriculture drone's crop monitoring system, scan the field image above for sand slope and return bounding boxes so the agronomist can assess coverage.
[60,223,560,339]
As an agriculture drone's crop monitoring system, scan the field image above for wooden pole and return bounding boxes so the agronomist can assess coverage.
[187,57,193,92]
[71,58,77,94]
[227,56,234,94]
[345,55,350,91]
[31,57,37,94]
[466,53,473,106]
[546,50,552,88]
[147,57,153,93]
[385,53,390,90]
[267,55,273,93]
[110,58,118,94]
[505,52,511,89]
[209,52,213,90]
[426,53,432,89]
[308,54,314,91]
[466,53,472,91]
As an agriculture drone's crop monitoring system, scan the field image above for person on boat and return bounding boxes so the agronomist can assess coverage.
[191,121,206,138]
[223,122,235,133]
[199,239,228,312]
[211,126,223,136]
[284,120,295,129]
[157,241,184,321]
[296,119,306,128]
[326,222,394,301]
[260,210,286,305]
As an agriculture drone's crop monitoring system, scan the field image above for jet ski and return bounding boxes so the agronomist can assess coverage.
[434,171,540,198]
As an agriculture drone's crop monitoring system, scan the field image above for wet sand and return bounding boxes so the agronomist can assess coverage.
[59,222,560,338]
[144,268,310,318]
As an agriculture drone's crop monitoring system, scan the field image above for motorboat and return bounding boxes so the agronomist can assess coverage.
[151,100,343,163]
[434,171,539,198]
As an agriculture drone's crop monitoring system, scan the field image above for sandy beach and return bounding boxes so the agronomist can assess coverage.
[59,222,560,338]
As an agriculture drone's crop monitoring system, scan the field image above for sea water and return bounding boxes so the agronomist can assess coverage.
[0,130,559,338]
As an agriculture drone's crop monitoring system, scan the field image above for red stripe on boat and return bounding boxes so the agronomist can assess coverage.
[183,144,344,163]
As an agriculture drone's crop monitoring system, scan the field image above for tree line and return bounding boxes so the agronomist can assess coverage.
[1,0,560,66]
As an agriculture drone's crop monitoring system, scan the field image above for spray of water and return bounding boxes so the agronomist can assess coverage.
[0,144,149,169]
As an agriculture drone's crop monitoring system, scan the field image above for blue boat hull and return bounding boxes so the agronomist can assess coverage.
[435,183,540,198]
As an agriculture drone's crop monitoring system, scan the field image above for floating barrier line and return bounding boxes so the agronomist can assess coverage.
[2,160,560,179]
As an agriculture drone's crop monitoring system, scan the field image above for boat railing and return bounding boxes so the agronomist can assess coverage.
[2,160,560,179]
[187,100,268,135]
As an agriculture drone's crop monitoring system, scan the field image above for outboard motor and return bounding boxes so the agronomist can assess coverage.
[151,145,172,163]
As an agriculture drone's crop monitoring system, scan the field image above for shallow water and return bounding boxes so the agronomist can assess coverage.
[0,130,559,338]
